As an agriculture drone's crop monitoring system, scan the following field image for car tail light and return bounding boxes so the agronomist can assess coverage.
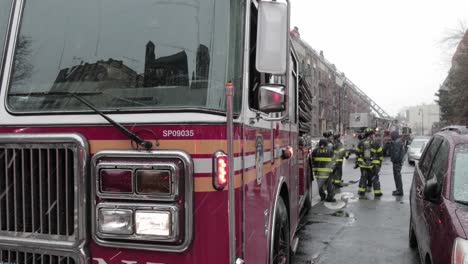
[453,237,468,264]
[100,169,133,193]
[213,151,228,191]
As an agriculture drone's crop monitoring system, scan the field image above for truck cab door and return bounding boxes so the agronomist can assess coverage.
[288,51,300,233]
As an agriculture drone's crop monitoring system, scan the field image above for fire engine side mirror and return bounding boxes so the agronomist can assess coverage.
[256,0,288,74]
[257,84,286,113]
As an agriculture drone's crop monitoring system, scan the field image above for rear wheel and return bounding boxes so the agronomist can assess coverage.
[271,198,290,264]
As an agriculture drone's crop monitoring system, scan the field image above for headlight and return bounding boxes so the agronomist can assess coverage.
[95,203,180,243]
[135,210,172,237]
[453,237,468,264]
[98,209,133,235]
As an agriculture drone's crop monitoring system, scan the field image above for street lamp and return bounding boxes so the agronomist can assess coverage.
[419,109,424,136]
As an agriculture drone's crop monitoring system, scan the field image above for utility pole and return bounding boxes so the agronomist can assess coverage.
[338,86,342,134]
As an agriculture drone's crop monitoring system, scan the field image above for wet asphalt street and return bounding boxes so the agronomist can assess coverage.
[292,155,421,264]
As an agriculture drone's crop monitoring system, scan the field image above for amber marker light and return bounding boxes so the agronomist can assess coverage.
[213,151,228,191]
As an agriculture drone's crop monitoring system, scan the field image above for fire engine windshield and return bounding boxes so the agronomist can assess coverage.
[6,0,243,114]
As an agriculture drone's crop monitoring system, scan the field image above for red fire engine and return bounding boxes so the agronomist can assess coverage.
[0,0,312,263]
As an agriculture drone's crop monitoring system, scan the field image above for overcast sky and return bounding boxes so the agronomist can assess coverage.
[291,0,468,117]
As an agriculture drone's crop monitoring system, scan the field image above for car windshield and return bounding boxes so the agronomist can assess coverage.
[453,144,468,202]
[411,140,427,148]
[6,0,242,113]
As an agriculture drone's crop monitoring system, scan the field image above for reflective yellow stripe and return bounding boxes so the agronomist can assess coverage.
[313,168,333,172]
[333,180,342,183]
[371,147,382,153]
[379,157,384,161]
[336,159,343,162]
[314,157,332,162]
[374,190,382,194]
[357,158,364,162]
[334,148,345,153]
[358,187,366,192]
[372,160,381,164]
[316,175,329,179]
[359,165,373,168]
[355,147,361,152]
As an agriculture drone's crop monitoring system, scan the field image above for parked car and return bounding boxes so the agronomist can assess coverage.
[310,138,320,150]
[407,136,431,165]
[409,125,468,264]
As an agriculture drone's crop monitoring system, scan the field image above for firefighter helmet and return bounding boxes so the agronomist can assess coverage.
[323,130,334,138]
[319,139,329,147]
[333,132,341,139]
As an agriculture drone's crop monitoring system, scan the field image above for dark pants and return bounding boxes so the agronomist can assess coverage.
[317,175,334,200]
[333,164,343,185]
[393,162,403,193]
[358,167,382,195]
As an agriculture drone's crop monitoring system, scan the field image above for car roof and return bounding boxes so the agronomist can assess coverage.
[440,125,468,134]
[435,126,468,146]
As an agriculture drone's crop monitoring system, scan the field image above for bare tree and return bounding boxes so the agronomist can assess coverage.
[440,21,467,49]
[437,25,468,124]
[12,35,33,84]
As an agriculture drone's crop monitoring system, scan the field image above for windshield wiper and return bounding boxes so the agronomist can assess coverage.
[455,200,468,206]
[9,91,153,149]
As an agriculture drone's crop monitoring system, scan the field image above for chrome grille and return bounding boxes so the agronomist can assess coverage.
[0,147,74,235]
[0,247,77,264]
[0,134,88,255]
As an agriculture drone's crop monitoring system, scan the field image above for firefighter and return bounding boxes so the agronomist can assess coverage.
[312,138,336,202]
[332,132,348,188]
[355,130,375,192]
[355,128,384,197]
[353,132,371,191]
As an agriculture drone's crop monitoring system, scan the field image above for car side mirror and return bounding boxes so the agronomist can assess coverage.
[424,176,442,204]
[257,84,286,114]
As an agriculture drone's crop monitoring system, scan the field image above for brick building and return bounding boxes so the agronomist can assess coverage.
[291,28,372,137]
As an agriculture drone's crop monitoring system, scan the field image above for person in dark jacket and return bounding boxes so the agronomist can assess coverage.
[390,130,405,196]
[312,138,336,202]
